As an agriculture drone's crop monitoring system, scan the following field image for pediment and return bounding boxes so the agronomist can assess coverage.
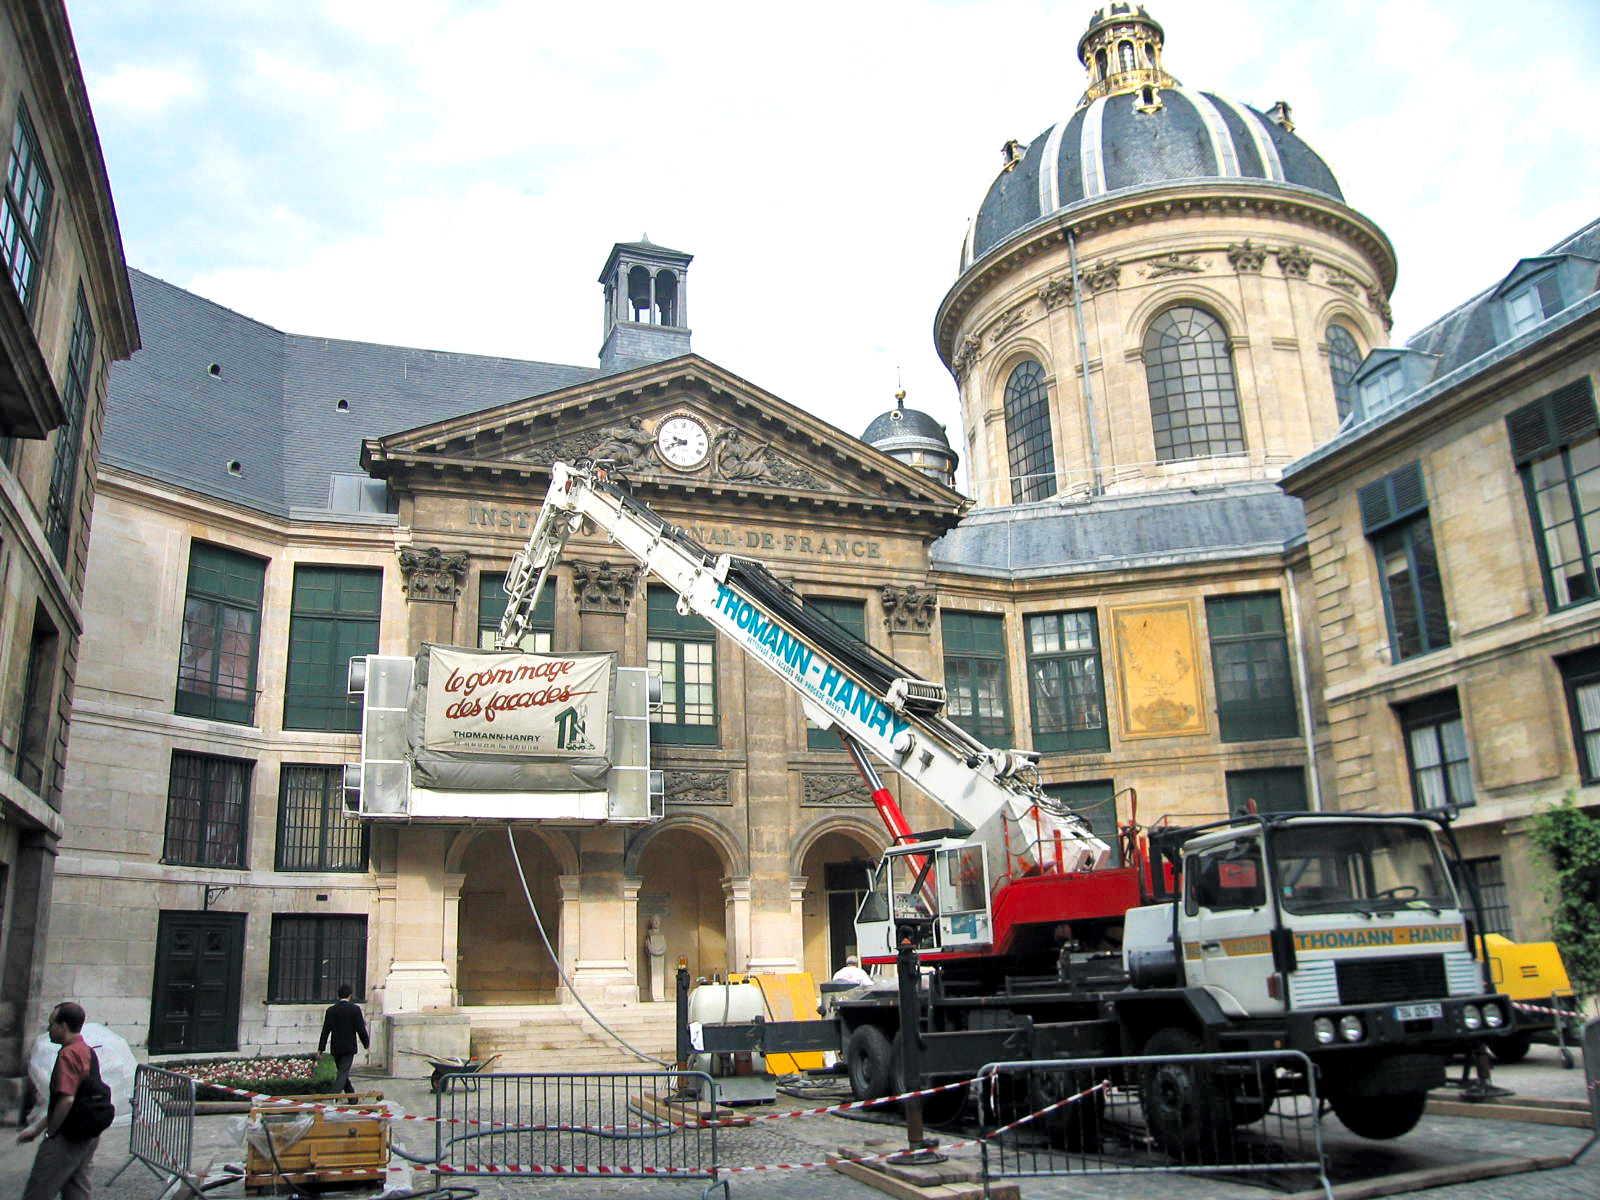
[362,354,966,530]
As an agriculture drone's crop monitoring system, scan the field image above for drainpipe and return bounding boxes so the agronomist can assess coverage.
[1067,228,1104,496]
[1285,563,1324,812]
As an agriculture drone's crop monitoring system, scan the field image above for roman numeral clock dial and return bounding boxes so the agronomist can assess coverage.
[656,415,709,469]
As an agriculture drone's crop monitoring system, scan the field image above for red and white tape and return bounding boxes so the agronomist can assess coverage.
[1512,1000,1579,1020]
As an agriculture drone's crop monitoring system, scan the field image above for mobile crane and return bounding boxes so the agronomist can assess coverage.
[500,461,1515,1148]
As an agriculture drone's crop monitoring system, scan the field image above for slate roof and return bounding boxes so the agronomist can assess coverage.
[103,270,605,518]
[861,404,953,446]
[932,481,1304,577]
[1402,217,1600,375]
[964,88,1342,270]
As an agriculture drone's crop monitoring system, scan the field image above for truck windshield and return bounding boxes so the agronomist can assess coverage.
[1270,823,1456,915]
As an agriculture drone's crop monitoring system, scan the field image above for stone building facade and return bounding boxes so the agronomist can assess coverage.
[0,0,138,1102]
[1281,221,1600,940]
[35,2,1593,1065]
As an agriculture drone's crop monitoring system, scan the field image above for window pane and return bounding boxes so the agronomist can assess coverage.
[277,764,368,872]
[285,566,380,731]
[1025,611,1107,751]
[1004,361,1056,502]
[943,611,1012,745]
[1144,307,1246,462]
[1206,594,1297,741]
[268,915,367,1003]
[478,572,553,651]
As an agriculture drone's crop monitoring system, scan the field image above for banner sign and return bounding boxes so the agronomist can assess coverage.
[410,645,616,793]
[423,645,611,755]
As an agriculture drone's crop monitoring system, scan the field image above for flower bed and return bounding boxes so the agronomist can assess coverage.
[168,1053,337,1099]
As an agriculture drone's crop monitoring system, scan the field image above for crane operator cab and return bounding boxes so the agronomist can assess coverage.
[854,836,992,960]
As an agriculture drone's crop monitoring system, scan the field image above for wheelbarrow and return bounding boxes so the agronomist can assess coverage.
[406,1051,502,1093]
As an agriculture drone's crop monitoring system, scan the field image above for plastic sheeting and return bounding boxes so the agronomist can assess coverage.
[28,1022,136,1126]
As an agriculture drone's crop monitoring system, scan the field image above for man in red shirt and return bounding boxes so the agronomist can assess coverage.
[16,1001,99,1199]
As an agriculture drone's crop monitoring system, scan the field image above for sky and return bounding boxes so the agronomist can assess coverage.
[65,0,1600,472]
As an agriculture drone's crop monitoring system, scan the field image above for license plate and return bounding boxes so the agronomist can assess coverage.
[1394,1002,1443,1021]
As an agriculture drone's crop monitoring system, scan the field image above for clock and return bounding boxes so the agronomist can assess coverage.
[656,414,709,469]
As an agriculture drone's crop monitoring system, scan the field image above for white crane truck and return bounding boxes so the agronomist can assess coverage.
[501,461,1515,1148]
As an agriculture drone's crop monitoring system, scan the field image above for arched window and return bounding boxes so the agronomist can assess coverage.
[1326,324,1361,420]
[1143,306,1246,462]
[1004,360,1056,503]
[1118,40,1136,71]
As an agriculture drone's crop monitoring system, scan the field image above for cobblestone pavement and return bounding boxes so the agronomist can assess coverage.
[1,1042,1592,1199]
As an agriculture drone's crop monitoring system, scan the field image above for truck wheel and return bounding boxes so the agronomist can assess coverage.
[1140,1028,1229,1161]
[845,1024,894,1101]
[1028,1067,1104,1152]
[1488,1032,1533,1064]
[1331,1089,1428,1139]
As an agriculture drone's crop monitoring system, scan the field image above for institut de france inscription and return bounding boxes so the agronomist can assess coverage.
[466,506,883,560]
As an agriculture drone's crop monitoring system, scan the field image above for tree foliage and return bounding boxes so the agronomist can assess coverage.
[1528,796,1600,1002]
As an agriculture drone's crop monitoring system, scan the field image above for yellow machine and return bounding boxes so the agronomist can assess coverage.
[1479,934,1579,1063]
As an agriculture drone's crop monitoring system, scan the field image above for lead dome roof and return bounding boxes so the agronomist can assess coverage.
[962,5,1345,272]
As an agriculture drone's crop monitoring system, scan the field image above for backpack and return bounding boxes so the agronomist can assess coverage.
[58,1048,115,1142]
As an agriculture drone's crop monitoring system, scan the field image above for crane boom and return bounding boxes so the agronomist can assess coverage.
[499,462,1110,877]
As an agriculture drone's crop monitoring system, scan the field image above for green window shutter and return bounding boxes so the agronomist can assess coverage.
[1026,610,1109,753]
[176,542,267,724]
[1224,767,1307,815]
[941,610,1012,745]
[284,566,380,731]
[1206,593,1298,742]
[1506,378,1598,465]
[478,572,553,648]
[806,598,867,750]
[1359,461,1427,533]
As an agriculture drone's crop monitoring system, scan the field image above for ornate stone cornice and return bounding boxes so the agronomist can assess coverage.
[881,583,936,633]
[398,546,468,602]
[570,558,638,613]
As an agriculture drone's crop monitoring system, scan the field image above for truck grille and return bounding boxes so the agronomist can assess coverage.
[1336,955,1445,1005]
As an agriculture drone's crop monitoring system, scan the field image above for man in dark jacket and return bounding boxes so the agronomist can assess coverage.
[317,984,370,1095]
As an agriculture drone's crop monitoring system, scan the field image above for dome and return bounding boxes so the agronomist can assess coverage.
[963,90,1343,270]
[960,6,1344,272]
[862,394,958,487]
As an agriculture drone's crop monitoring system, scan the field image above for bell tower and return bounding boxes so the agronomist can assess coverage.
[598,237,693,369]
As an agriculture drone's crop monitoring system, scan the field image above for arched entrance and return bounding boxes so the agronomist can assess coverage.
[634,827,730,995]
[456,828,563,1004]
[797,825,882,982]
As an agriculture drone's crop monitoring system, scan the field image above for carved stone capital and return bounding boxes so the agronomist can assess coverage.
[1039,276,1075,311]
[1082,259,1121,293]
[881,583,936,634]
[951,335,981,382]
[398,546,468,602]
[570,558,638,613]
[1227,240,1267,273]
[1275,244,1313,279]
[1365,286,1394,329]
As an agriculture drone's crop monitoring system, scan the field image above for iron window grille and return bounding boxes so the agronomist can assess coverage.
[276,764,368,872]
[163,751,251,868]
[267,914,367,1004]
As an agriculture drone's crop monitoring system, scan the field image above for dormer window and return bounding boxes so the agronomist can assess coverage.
[1361,360,1406,410]
[1505,272,1565,336]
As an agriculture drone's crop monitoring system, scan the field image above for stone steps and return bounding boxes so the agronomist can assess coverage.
[466,1004,679,1072]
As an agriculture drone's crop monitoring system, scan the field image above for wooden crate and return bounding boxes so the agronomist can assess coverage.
[244,1095,389,1193]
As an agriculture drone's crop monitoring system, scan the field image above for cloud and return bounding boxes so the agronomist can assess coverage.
[87,64,200,114]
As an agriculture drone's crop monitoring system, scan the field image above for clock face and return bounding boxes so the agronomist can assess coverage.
[656,415,709,469]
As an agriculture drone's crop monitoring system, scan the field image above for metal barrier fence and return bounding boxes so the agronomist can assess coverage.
[975,1049,1332,1200]
[433,1069,725,1196]
[106,1064,198,1198]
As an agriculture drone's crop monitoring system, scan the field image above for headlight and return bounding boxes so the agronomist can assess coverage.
[1483,1002,1504,1029]
[1338,1014,1365,1043]
[1314,1017,1337,1045]
[1462,1004,1482,1030]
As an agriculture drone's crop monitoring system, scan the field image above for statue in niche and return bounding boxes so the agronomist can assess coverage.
[644,915,668,1002]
